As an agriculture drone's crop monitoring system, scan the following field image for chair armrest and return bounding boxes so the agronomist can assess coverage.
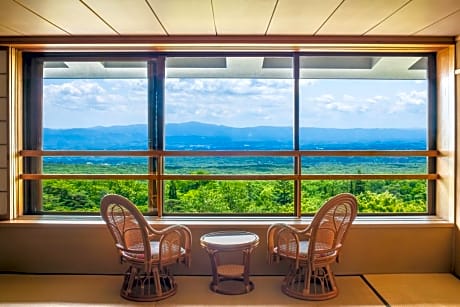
[267,223,311,269]
[148,224,192,267]
[267,223,311,248]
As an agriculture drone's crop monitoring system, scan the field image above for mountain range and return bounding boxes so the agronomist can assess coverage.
[43,121,426,150]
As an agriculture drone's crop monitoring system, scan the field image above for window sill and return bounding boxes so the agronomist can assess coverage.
[0,215,453,229]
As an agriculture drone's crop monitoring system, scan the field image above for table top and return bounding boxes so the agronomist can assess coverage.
[200,230,259,251]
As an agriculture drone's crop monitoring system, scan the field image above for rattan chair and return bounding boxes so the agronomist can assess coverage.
[267,193,358,300]
[100,194,192,302]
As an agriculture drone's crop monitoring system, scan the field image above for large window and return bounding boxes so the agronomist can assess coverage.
[21,52,437,216]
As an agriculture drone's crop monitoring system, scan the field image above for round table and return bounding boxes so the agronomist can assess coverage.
[200,230,259,295]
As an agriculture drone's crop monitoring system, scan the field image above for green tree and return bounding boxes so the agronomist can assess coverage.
[168,181,178,199]
[273,180,293,205]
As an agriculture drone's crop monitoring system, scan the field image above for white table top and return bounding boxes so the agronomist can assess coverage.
[200,230,259,250]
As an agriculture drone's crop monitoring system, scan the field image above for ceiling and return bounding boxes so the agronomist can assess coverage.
[0,0,459,37]
[44,56,428,79]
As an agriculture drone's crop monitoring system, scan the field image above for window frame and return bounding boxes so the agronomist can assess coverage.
[20,51,438,216]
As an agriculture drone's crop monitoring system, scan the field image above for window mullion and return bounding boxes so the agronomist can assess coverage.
[24,56,44,214]
[148,57,165,216]
[293,54,301,217]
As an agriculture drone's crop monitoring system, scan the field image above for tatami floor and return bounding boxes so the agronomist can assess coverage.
[0,273,459,306]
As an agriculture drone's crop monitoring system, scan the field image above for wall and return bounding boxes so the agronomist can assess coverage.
[0,48,8,220]
[455,37,460,276]
[0,45,457,276]
[0,222,453,275]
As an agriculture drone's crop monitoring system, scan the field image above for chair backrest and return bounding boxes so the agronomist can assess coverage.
[100,194,152,263]
[308,193,358,261]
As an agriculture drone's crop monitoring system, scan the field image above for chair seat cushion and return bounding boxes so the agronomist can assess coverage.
[123,241,185,262]
[276,241,335,260]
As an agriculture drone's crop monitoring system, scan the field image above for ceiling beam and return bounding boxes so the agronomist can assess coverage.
[0,35,454,52]
[0,35,455,45]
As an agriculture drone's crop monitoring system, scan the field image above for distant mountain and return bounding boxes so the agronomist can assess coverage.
[43,124,148,150]
[42,122,426,150]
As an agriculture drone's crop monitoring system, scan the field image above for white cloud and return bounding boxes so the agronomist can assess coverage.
[397,90,426,106]
[313,94,367,113]
[366,95,387,104]
[314,94,335,103]
[388,90,427,114]
[44,79,147,112]
[43,79,148,128]
[165,78,292,126]
[324,101,356,112]
[42,77,427,129]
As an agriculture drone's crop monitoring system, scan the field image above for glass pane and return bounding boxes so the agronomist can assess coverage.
[298,55,429,214]
[43,61,148,149]
[163,180,294,214]
[165,57,294,150]
[41,61,149,213]
[299,56,427,150]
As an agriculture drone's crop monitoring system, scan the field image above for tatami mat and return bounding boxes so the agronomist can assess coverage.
[157,276,382,306]
[0,273,458,306]
[0,275,127,306]
[364,273,460,307]
[0,274,383,306]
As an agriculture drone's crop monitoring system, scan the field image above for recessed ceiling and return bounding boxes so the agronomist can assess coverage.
[0,0,458,37]
[43,56,428,80]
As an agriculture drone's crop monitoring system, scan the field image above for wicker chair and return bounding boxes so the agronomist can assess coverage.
[267,193,358,300]
[100,194,192,302]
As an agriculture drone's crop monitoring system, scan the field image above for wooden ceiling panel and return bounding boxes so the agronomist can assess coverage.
[0,0,66,35]
[0,24,22,36]
[367,0,460,35]
[17,0,115,35]
[213,0,276,34]
[268,0,342,35]
[0,0,458,38]
[147,0,214,34]
[416,10,460,36]
[83,0,165,35]
[317,0,408,35]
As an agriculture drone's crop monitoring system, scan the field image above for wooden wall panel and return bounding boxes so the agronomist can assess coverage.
[0,224,453,275]
[0,48,7,220]
[436,46,455,221]
[455,38,460,276]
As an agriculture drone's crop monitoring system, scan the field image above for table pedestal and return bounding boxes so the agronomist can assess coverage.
[200,231,259,295]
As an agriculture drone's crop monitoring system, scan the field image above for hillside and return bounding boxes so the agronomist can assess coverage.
[43,122,426,150]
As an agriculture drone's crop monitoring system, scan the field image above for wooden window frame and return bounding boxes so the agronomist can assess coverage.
[20,51,438,216]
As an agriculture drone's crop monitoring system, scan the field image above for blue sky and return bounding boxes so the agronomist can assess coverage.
[43,77,427,130]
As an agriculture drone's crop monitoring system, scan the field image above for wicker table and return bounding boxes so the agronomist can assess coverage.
[200,230,259,295]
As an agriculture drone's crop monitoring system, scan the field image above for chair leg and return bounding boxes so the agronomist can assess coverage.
[119,265,178,302]
[282,263,306,299]
[281,262,339,301]
[152,267,162,297]
[121,266,137,299]
[322,264,338,298]
[304,264,312,296]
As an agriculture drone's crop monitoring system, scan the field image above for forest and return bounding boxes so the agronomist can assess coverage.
[40,157,428,215]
